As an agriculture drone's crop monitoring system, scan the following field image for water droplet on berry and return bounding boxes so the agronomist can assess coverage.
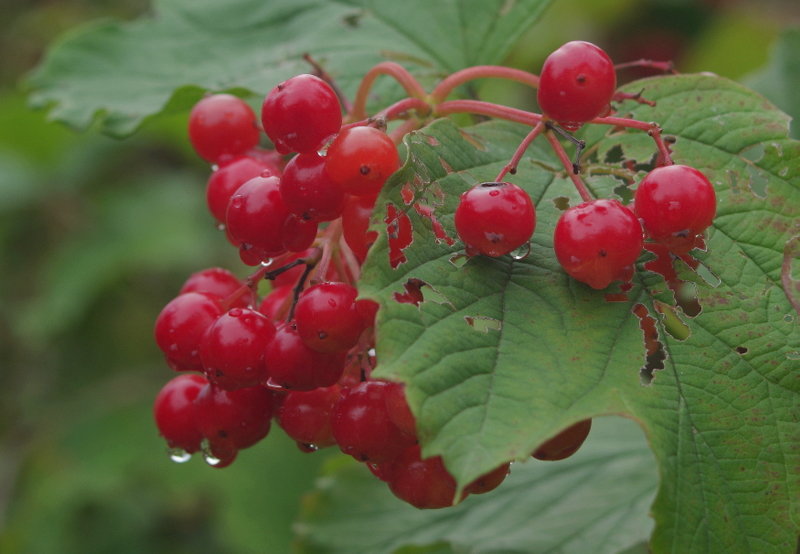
[211,164,219,171]
[169,344,178,352]
[298,442,319,452]
[167,447,192,463]
[229,308,243,317]
[260,169,272,178]
[510,243,531,260]
[260,259,273,267]
[230,197,243,208]
[203,451,222,466]
[489,190,500,197]
[217,223,226,231]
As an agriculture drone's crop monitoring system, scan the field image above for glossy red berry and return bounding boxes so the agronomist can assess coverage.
[331,380,416,463]
[383,381,416,439]
[325,126,400,196]
[454,182,536,257]
[188,94,260,164]
[387,445,459,509]
[553,199,643,289]
[199,308,276,390]
[261,74,342,154]
[195,383,274,451]
[282,214,318,252]
[294,282,365,354]
[153,374,208,454]
[537,41,617,130]
[634,164,716,254]
[532,419,592,461]
[258,284,293,320]
[264,323,346,391]
[154,292,223,371]
[225,175,289,260]
[179,267,253,309]
[280,153,346,222]
[278,384,341,449]
[206,156,275,223]
[342,193,379,261]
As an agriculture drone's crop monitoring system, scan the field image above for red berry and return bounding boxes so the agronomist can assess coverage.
[454,182,536,257]
[294,282,365,353]
[261,74,342,154]
[282,214,318,252]
[537,41,617,129]
[206,156,275,223]
[325,126,400,196]
[280,153,345,222]
[383,381,416,439]
[465,462,511,495]
[179,267,253,309]
[634,164,716,254]
[153,374,208,454]
[258,284,293,320]
[553,199,643,289]
[387,445,460,509]
[154,292,223,371]
[342,193,379,261]
[225,175,289,259]
[264,323,346,391]
[278,384,341,448]
[331,380,415,463]
[532,419,592,461]
[188,94,260,164]
[199,308,276,389]
[195,383,274,451]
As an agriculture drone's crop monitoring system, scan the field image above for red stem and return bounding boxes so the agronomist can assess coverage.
[430,65,540,103]
[434,99,541,126]
[590,116,674,166]
[545,130,593,203]
[495,120,546,181]
[350,62,427,120]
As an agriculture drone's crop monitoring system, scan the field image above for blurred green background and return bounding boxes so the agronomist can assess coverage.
[0,0,797,552]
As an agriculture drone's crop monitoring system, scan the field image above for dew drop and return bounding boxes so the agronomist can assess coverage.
[510,243,531,260]
[217,223,226,231]
[211,164,219,172]
[260,169,272,178]
[260,259,273,267]
[229,308,243,317]
[167,447,192,463]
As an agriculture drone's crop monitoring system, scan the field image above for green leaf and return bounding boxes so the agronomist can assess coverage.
[26,0,552,136]
[357,73,799,553]
[296,417,657,554]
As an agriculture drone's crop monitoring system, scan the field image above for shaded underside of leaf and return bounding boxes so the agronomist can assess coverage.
[358,73,799,553]
[295,416,658,554]
[26,0,552,136]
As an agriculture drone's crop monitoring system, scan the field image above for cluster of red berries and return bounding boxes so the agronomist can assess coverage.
[453,41,716,290]
[189,74,399,265]
[153,39,718,508]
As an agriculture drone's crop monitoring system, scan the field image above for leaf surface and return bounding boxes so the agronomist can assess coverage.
[357,73,799,553]
[27,0,552,136]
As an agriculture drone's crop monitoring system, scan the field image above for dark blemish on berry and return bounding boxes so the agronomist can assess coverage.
[359,165,371,175]
[215,369,224,377]
[218,430,228,438]
[598,249,608,257]
[318,331,328,339]
[576,74,587,84]
[736,346,748,355]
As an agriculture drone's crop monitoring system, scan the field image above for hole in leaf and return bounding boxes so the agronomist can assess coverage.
[464,315,502,333]
[633,303,666,385]
[735,346,748,355]
[413,202,455,245]
[745,165,768,199]
[552,196,571,211]
[394,278,425,306]
[604,144,625,163]
[384,203,413,269]
[449,253,469,268]
[655,300,691,341]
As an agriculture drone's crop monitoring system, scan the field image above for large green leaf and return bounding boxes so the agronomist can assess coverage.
[26,0,552,136]
[357,74,799,553]
[296,416,657,554]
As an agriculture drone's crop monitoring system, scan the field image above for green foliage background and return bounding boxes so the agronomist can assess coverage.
[1,0,797,553]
